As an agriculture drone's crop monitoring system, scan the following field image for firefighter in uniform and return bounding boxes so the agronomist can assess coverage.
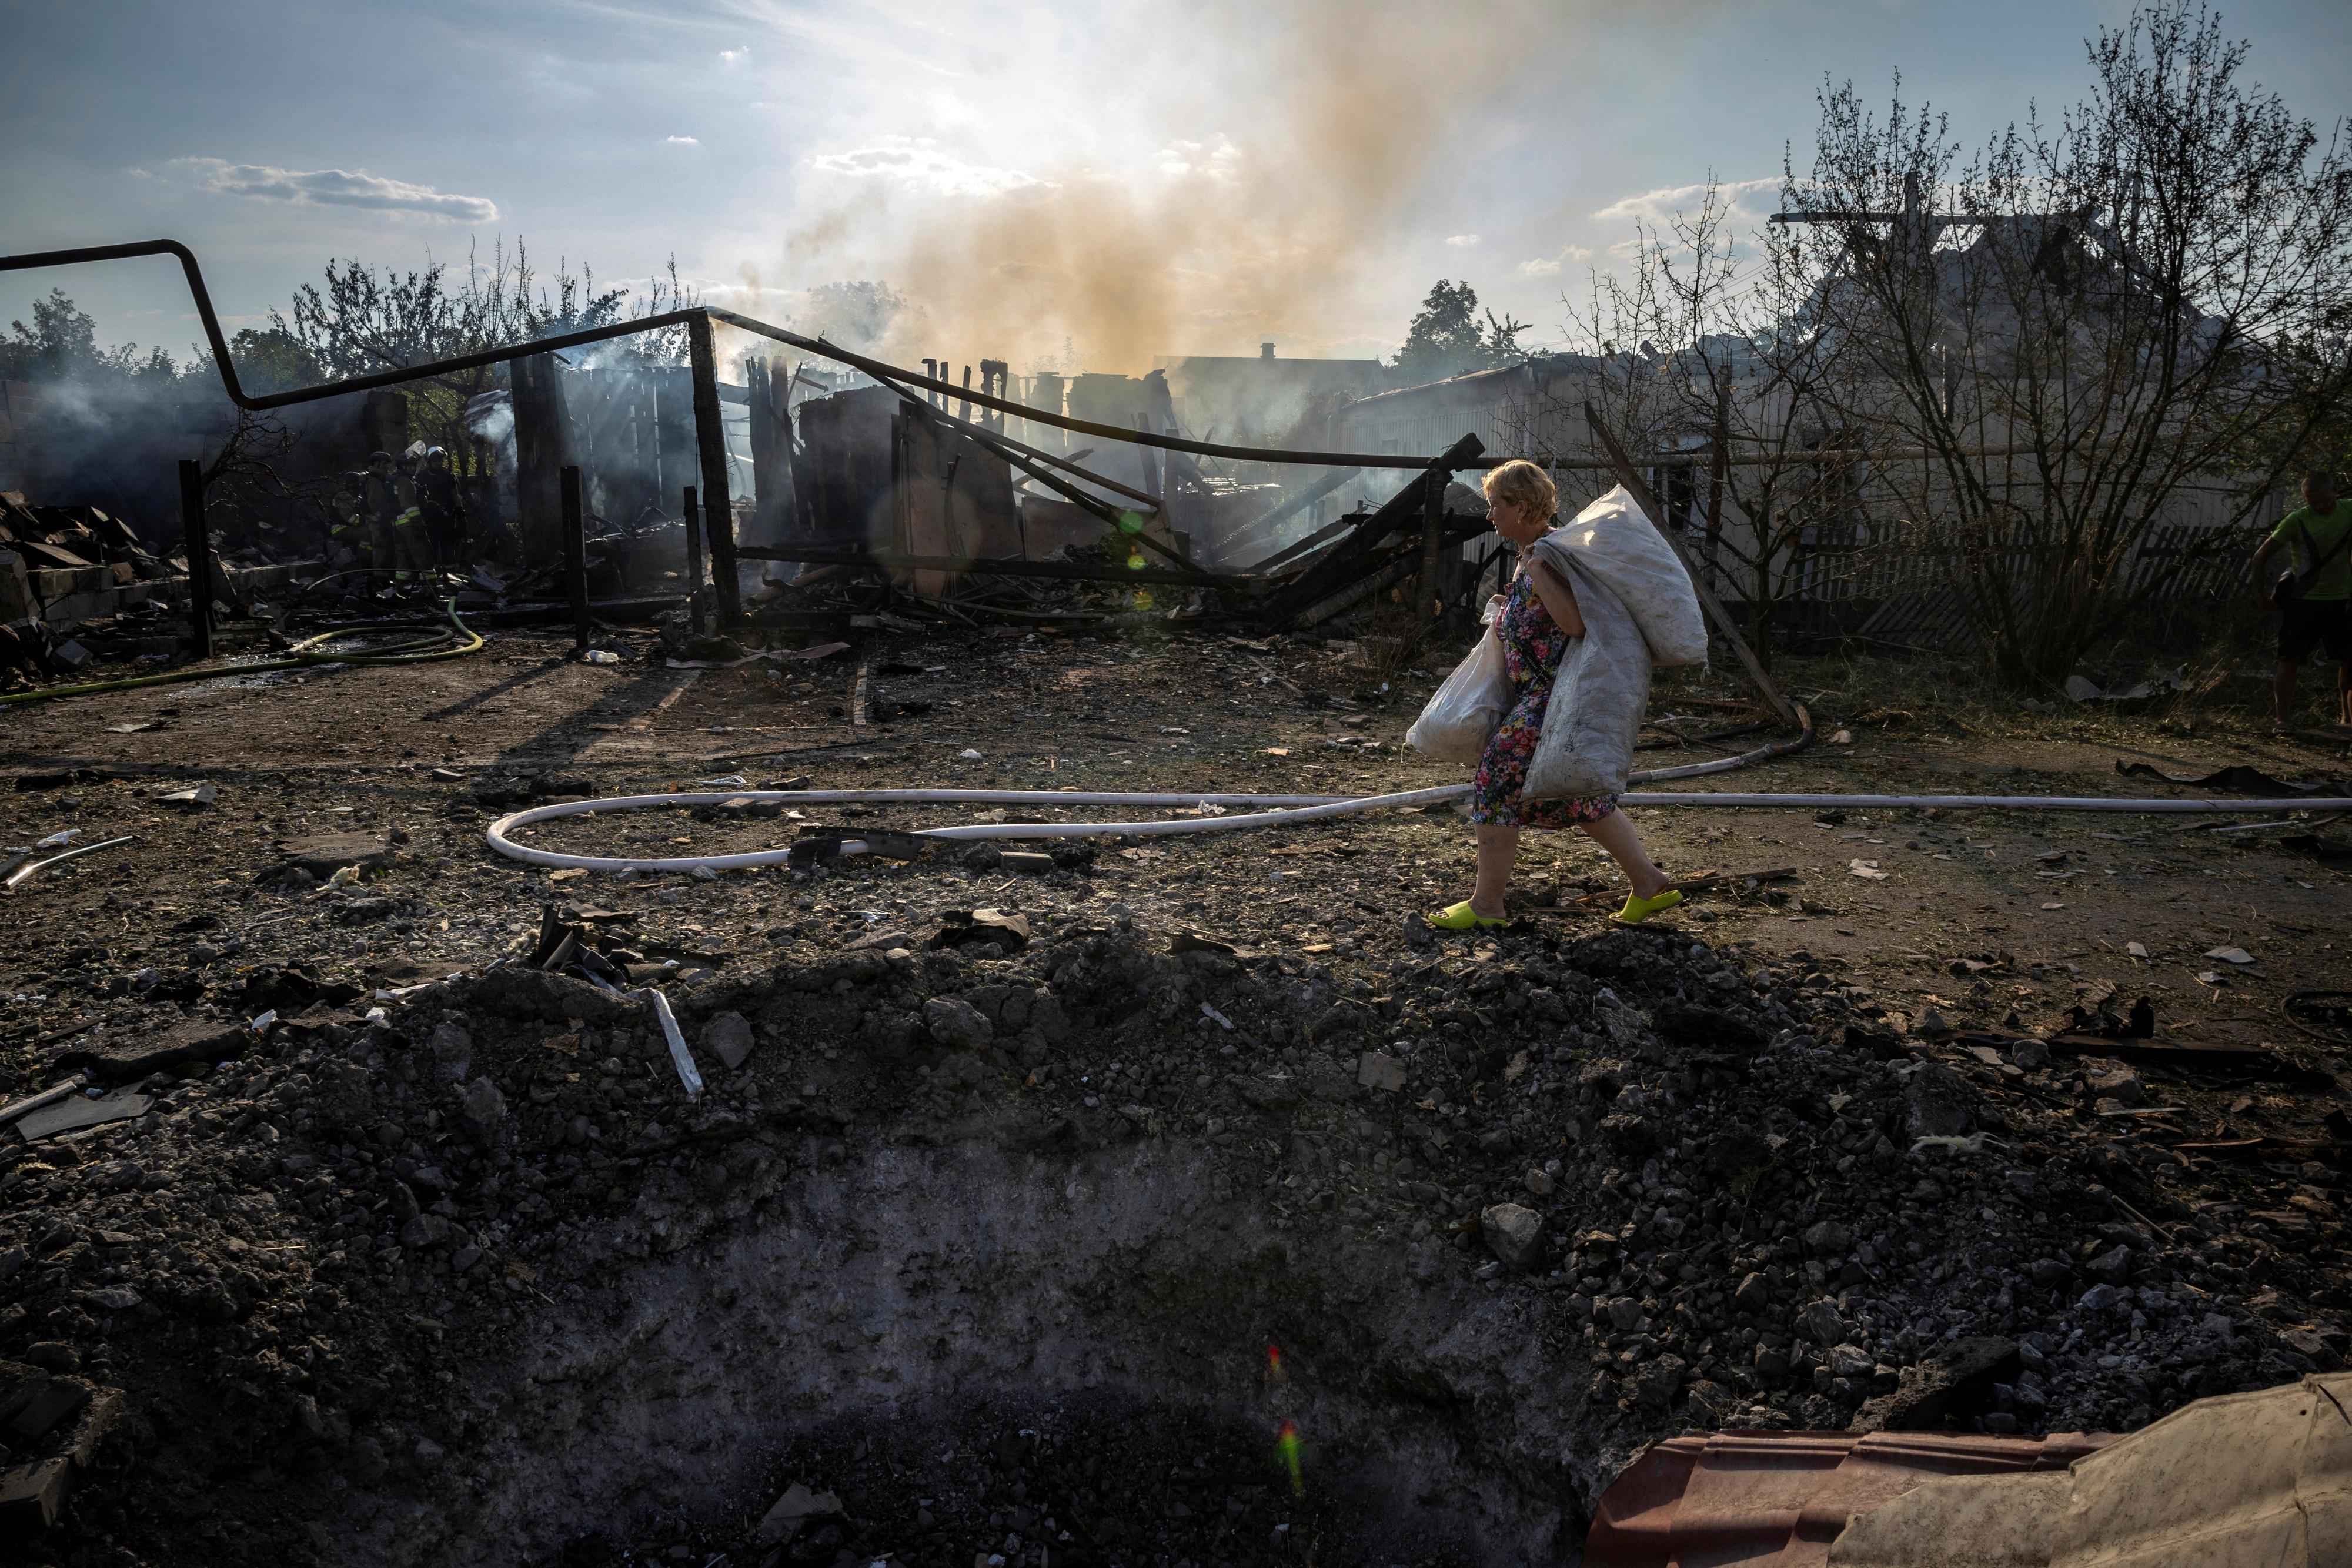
[418,446,466,567]
[326,471,369,569]
[390,443,434,586]
[360,449,423,587]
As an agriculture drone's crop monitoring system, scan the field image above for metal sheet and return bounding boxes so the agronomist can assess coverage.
[1586,1429,2115,1567]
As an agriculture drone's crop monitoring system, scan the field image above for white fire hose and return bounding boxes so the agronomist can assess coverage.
[487,781,2352,877]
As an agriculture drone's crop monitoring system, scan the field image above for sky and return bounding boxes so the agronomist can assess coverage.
[2,0,2347,377]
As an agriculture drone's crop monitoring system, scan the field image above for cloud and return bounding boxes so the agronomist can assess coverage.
[168,158,497,221]
[1445,234,1481,248]
[666,135,701,146]
[719,46,750,63]
[1592,176,1780,226]
[1516,243,1593,277]
[810,136,1053,198]
[1155,137,1242,182]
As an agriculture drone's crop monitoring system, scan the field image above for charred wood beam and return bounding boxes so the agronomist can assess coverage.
[1240,508,1366,576]
[1414,469,1445,637]
[1222,467,1362,566]
[681,484,707,637]
[1259,434,1485,627]
[687,315,743,628]
[1284,516,1491,628]
[560,465,590,651]
[176,460,212,659]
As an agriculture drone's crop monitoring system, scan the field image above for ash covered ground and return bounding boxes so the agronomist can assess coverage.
[1,618,2347,1567]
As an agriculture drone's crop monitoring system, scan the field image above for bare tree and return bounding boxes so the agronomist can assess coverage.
[1561,183,1875,668]
[1790,4,2352,684]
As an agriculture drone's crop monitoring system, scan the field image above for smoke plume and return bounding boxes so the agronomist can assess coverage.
[776,2,1591,374]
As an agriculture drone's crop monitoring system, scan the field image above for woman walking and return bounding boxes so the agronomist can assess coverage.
[1429,460,1681,929]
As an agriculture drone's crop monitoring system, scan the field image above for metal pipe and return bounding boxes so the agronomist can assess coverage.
[0,239,2036,474]
[4,835,135,890]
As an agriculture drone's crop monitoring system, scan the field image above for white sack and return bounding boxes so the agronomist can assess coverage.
[1405,626,1511,763]
[1539,486,1707,667]
[1522,486,1707,800]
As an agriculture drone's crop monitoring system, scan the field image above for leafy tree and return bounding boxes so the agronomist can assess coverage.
[1392,279,1529,386]
[0,287,182,384]
[272,239,696,464]
[222,327,324,396]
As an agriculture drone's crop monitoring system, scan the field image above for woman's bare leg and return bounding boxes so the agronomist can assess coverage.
[1471,824,1519,918]
[1578,808,1671,899]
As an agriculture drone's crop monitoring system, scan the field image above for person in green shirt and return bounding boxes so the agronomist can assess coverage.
[2251,470,2352,732]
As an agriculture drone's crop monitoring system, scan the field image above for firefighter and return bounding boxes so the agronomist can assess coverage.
[390,443,434,587]
[360,449,424,587]
[418,446,466,567]
[326,471,369,569]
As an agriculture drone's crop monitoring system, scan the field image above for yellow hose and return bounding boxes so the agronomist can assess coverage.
[0,600,485,706]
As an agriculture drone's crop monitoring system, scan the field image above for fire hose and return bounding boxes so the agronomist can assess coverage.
[0,601,483,706]
[489,769,2352,877]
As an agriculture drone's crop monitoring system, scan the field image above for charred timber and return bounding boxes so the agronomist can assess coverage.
[1258,433,1485,627]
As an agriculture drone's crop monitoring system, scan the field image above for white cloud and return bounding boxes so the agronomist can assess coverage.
[168,158,497,221]
[1592,176,1780,226]
[810,136,1051,197]
[1445,234,1482,248]
[1155,137,1242,182]
[666,135,701,146]
[719,46,750,63]
[1516,243,1593,277]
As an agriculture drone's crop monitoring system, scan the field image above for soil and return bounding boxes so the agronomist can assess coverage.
[1,613,2348,1567]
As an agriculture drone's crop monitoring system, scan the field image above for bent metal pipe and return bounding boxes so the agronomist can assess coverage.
[2,238,2039,474]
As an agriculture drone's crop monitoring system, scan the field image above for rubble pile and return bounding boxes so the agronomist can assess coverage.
[0,879,2335,1563]
[0,492,172,681]
[0,493,162,583]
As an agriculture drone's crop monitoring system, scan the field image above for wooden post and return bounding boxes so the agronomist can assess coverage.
[1414,467,1445,636]
[176,459,213,660]
[746,355,795,549]
[681,485,707,637]
[1585,404,1798,727]
[560,464,589,652]
[511,353,572,564]
[686,312,743,629]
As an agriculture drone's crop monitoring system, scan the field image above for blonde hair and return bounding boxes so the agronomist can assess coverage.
[1481,459,1557,523]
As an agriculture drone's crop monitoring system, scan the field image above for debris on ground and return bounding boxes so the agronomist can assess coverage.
[0,621,2346,1564]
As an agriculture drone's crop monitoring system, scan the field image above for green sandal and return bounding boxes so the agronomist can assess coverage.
[1428,900,1508,930]
[1614,888,1684,924]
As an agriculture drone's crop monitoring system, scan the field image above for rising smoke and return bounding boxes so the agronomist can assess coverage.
[779,1,1598,375]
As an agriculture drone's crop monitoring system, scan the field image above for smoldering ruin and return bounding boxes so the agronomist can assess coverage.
[6,11,2352,1564]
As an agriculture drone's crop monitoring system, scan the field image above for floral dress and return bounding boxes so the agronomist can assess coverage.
[1468,561,1620,828]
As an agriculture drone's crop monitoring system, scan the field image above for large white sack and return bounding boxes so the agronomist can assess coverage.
[1521,487,1707,800]
[1538,486,1707,667]
[1405,626,1511,763]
